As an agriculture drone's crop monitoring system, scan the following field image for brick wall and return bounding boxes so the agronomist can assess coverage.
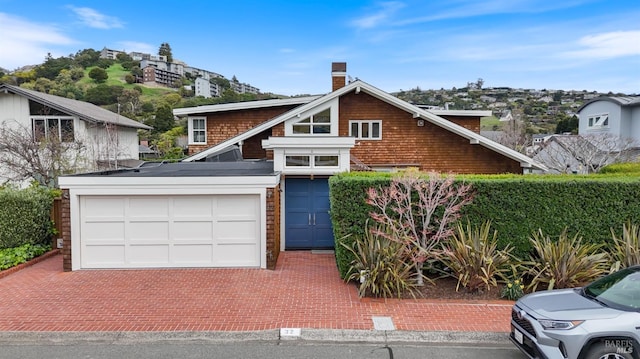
[265,185,281,269]
[61,189,72,272]
[339,92,521,174]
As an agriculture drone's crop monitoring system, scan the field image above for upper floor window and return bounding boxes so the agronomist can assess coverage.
[292,109,331,135]
[587,114,609,129]
[32,117,74,142]
[285,154,339,168]
[349,120,381,140]
[189,117,206,144]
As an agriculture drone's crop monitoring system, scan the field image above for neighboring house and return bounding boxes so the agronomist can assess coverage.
[58,62,544,272]
[578,95,640,147]
[0,83,151,184]
[532,135,599,174]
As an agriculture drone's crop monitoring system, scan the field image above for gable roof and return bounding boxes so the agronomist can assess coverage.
[578,95,640,112]
[0,83,151,130]
[173,96,321,116]
[177,80,546,171]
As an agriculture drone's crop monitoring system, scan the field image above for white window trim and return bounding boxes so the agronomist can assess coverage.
[284,99,339,136]
[188,117,207,144]
[284,153,340,169]
[349,120,382,140]
[587,113,609,130]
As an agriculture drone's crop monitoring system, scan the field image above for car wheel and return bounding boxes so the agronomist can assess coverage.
[585,342,634,359]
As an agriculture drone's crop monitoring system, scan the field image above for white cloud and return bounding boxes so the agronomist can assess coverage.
[350,2,406,30]
[67,6,123,29]
[562,30,640,59]
[0,13,77,69]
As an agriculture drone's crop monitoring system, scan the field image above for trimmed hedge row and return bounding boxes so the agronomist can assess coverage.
[330,172,640,279]
[0,187,56,249]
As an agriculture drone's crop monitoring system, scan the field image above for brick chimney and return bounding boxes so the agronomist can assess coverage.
[331,62,347,91]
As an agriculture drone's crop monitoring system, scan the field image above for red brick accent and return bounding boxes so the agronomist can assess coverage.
[339,92,521,174]
[265,185,281,269]
[61,189,72,272]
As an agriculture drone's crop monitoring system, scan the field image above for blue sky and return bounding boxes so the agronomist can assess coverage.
[1,0,639,95]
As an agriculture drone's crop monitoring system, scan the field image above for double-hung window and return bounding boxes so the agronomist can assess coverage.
[349,120,381,140]
[190,117,206,144]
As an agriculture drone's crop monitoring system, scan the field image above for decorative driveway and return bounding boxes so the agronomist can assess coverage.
[0,252,512,332]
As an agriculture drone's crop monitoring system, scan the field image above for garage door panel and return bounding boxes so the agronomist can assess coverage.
[84,197,125,216]
[128,197,169,217]
[172,244,214,264]
[82,222,125,241]
[80,195,260,269]
[218,221,258,244]
[84,245,125,266]
[129,222,170,241]
[173,221,213,240]
[128,244,169,264]
[173,197,213,217]
[214,244,258,266]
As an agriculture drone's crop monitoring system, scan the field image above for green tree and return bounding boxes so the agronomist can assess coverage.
[34,53,74,80]
[159,42,173,63]
[84,84,123,105]
[73,48,101,68]
[88,67,108,83]
[149,104,176,134]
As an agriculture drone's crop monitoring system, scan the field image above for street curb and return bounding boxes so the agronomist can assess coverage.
[0,330,511,346]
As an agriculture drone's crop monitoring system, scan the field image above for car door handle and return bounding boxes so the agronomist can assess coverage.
[308,213,311,225]
[313,213,316,226]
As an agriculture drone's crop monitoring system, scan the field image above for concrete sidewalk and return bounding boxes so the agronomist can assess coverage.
[0,251,513,344]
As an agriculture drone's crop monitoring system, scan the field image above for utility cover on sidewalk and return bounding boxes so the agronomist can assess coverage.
[372,316,395,330]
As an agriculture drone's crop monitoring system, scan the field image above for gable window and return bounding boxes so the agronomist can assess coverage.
[31,117,74,142]
[189,117,206,144]
[349,120,381,140]
[587,114,609,129]
[292,109,331,135]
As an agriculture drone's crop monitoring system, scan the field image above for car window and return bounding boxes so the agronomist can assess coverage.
[583,267,640,311]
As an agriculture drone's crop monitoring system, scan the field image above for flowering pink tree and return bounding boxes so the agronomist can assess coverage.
[366,170,474,285]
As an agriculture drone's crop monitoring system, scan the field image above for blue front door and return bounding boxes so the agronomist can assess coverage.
[285,178,334,249]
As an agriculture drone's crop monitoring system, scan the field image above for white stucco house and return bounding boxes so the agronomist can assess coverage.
[0,83,151,185]
[578,95,640,145]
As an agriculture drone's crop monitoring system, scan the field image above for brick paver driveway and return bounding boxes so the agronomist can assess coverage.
[0,252,512,332]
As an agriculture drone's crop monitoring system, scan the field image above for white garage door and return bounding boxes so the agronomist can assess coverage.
[79,194,260,268]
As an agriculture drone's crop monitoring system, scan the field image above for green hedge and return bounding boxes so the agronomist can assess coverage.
[330,172,640,279]
[0,186,56,249]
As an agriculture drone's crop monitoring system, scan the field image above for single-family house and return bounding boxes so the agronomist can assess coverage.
[58,62,544,272]
[578,95,640,145]
[0,83,151,184]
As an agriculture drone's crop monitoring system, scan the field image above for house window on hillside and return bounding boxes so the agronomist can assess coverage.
[189,117,206,144]
[31,117,75,142]
[292,109,331,135]
[349,120,381,140]
[587,114,609,129]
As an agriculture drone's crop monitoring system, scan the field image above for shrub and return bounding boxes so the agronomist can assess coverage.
[525,229,609,291]
[609,221,640,270]
[0,243,50,270]
[436,220,512,292]
[0,186,55,249]
[341,224,421,298]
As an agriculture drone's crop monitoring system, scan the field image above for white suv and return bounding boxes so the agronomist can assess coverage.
[510,265,640,359]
